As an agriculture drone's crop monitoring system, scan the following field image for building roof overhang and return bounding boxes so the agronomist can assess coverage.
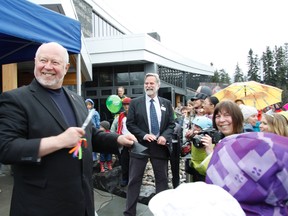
[85,33,214,76]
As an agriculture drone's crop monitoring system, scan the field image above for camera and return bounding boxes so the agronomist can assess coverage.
[192,128,223,148]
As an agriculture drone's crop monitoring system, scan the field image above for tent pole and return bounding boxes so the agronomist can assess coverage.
[76,54,81,96]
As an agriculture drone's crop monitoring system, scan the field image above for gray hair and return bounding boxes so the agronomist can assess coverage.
[35,42,69,64]
[145,73,161,85]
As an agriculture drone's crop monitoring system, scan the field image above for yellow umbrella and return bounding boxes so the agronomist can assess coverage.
[213,81,283,110]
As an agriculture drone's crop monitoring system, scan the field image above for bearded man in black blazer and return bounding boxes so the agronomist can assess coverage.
[0,42,136,216]
[124,73,175,216]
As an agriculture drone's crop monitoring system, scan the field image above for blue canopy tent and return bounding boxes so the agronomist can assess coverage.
[0,0,81,65]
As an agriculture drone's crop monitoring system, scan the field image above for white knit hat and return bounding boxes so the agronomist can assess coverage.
[148,182,245,216]
[239,104,258,120]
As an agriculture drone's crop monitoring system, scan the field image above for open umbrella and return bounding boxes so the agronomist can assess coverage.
[213,81,283,110]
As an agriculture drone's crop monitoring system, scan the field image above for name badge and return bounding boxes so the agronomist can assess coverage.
[161,106,166,111]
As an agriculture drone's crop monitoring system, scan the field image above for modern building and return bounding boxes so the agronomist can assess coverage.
[2,0,214,122]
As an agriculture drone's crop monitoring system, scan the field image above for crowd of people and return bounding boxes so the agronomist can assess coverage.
[169,86,288,215]
[0,41,288,216]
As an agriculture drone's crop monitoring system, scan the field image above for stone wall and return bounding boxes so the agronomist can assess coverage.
[72,0,92,37]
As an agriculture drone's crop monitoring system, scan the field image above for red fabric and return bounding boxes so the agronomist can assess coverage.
[257,110,262,121]
[117,112,126,135]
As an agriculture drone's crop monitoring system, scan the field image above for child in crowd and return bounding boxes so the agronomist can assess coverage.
[110,97,132,187]
[239,104,260,132]
[99,121,113,172]
[85,98,100,166]
[186,116,214,182]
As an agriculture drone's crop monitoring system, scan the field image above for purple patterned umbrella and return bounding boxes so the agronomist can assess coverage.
[206,132,288,216]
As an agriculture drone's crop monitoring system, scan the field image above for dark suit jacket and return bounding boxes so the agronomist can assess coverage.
[0,79,120,216]
[126,95,175,159]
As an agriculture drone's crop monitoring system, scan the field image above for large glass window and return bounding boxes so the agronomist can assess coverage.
[115,72,129,86]
[93,65,145,86]
[114,65,129,86]
[132,88,144,94]
[130,71,145,85]
[86,90,97,96]
[130,64,144,72]
[99,67,113,87]
[158,65,184,88]
[84,81,98,87]
[101,89,112,96]
[186,73,210,90]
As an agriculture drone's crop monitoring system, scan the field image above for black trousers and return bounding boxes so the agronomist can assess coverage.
[124,156,168,216]
[170,140,181,188]
[120,146,130,181]
[185,159,206,182]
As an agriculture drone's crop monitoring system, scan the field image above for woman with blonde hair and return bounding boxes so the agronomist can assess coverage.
[260,113,288,137]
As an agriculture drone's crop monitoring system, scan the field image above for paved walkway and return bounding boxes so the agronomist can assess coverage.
[0,173,153,216]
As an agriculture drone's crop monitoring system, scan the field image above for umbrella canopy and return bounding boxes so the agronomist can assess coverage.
[213,81,283,110]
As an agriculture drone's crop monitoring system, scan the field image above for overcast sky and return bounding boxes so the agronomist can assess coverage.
[103,0,288,77]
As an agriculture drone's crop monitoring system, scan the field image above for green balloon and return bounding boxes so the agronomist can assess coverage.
[106,95,122,113]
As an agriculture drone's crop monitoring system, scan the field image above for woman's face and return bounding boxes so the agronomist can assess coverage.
[247,114,258,126]
[259,115,271,132]
[215,110,234,136]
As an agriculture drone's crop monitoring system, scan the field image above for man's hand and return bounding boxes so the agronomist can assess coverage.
[58,127,86,149]
[157,136,166,145]
[143,134,166,145]
[117,134,137,147]
[39,127,85,157]
[144,134,157,142]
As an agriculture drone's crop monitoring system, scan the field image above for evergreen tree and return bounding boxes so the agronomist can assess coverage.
[247,49,260,81]
[275,46,288,89]
[211,69,220,83]
[234,63,244,82]
[284,43,288,63]
[262,46,276,86]
[219,69,231,84]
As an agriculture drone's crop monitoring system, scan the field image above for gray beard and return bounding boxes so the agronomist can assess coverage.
[36,76,63,89]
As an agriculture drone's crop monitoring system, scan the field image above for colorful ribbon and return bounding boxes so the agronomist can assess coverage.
[69,138,87,159]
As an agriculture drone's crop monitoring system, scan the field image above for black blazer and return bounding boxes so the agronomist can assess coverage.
[0,79,120,216]
[126,95,175,159]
